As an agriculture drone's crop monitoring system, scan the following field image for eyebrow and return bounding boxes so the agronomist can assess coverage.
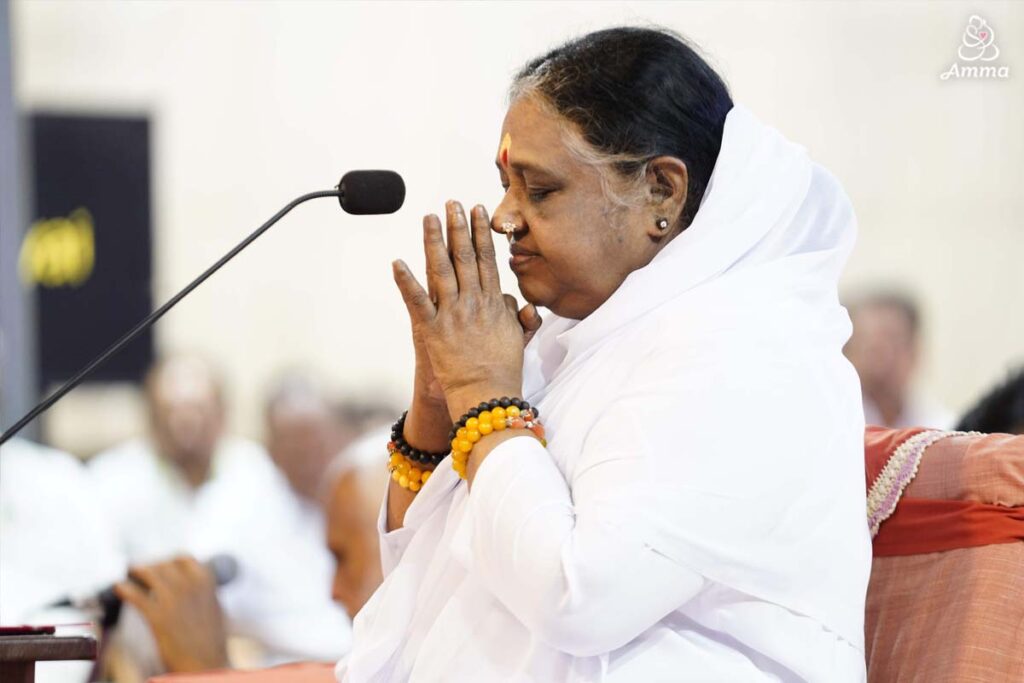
[494,159,557,176]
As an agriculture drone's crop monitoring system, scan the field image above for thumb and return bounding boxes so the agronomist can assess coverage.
[519,303,543,346]
[518,303,542,333]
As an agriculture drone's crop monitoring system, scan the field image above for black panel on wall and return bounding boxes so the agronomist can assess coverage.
[28,113,153,388]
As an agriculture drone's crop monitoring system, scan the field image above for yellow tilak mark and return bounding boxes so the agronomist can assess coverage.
[499,132,512,168]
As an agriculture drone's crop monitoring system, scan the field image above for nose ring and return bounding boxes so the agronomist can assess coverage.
[500,222,519,236]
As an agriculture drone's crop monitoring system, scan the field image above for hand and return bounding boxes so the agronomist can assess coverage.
[393,201,537,421]
[114,555,229,673]
[403,295,453,456]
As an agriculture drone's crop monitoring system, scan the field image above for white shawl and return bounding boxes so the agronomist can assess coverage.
[341,105,870,682]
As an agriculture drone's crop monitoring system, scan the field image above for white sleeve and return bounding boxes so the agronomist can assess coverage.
[465,429,705,658]
[376,478,416,578]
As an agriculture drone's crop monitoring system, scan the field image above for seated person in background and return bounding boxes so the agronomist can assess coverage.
[845,288,953,429]
[89,356,348,679]
[115,438,388,678]
[265,373,358,506]
[0,437,125,683]
[323,429,391,617]
[956,367,1024,435]
[333,399,398,439]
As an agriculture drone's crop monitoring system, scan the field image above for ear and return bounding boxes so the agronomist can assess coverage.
[643,156,688,237]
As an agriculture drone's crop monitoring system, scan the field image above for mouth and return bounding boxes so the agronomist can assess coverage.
[509,243,539,272]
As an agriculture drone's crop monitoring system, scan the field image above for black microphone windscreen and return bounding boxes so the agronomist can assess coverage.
[338,170,405,215]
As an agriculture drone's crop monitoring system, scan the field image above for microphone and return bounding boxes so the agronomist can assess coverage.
[338,170,405,215]
[0,171,405,445]
[51,555,240,629]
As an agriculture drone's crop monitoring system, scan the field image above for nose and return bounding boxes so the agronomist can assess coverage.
[491,194,525,237]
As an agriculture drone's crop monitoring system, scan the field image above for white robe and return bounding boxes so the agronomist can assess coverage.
[340,106,871,682]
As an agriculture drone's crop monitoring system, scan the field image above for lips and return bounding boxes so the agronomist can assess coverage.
[509,243,539,272]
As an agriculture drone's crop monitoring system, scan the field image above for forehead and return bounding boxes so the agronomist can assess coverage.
[856,303,913,329]
[497,96,574,171]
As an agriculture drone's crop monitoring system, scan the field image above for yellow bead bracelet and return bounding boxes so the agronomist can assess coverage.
[449,399,546,480]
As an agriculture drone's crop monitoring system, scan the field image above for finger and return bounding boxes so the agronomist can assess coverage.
[423,214,457,305]
[147,556,187,594]
[127,564,161,593]
[114,581,153,615]
[471,205,501,293]
[393,259,436,321]
[518,303,543,333]
[175,555,212,588]
[446,201,480,297]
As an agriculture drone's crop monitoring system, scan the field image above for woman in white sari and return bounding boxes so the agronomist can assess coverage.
[339,27,870,682]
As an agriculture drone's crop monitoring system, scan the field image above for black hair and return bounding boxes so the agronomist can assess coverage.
[956,368,1024,435]
[513,26,733,229]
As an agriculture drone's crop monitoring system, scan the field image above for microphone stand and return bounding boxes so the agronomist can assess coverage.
[0,189,341,446]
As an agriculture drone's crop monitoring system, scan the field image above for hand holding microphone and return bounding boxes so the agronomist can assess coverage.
[114,555,232,673]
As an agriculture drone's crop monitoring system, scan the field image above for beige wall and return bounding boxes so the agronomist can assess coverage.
[12,0,1024,450]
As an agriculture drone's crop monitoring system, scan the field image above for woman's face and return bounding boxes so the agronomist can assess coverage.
[491,96,665,320]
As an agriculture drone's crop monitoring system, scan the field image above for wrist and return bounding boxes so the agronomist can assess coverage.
[404,403,453,455]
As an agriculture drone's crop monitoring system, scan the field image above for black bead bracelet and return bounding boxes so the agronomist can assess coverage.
[389,411,451,467]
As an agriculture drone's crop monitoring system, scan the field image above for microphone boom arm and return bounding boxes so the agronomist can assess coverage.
[0,189,342,445]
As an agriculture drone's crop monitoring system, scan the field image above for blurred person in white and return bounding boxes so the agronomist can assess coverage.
[88,356,348,679]
[0,437,125,683]
[844,289,953,429]
[105,428,390,678]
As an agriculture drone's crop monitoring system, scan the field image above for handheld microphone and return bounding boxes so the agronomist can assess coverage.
[50,554,239,629]
[0,171,405,445]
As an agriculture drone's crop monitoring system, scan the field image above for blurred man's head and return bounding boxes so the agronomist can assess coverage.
[145,356,225,487]
[325,453,386,617]
[845,290,921,406]
[265,375,350,503]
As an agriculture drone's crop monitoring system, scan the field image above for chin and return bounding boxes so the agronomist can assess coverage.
[514,276,549,309]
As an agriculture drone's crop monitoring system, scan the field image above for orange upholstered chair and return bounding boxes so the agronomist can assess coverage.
[864,427,1024,682]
